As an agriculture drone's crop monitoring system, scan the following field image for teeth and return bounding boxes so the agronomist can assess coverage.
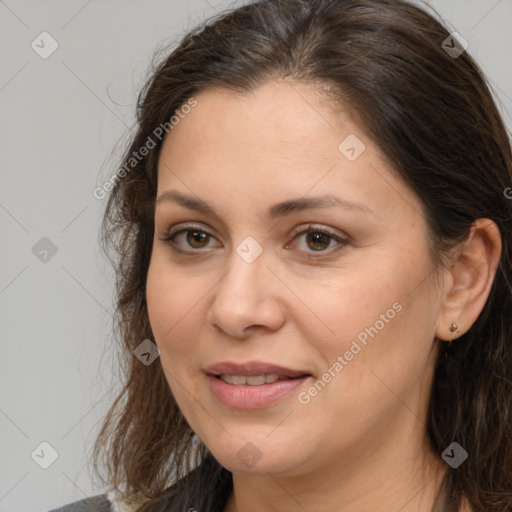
[219,374,284,385]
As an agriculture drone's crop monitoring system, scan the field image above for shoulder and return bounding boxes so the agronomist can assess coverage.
[46,493,111,512]
[47,490,148,512]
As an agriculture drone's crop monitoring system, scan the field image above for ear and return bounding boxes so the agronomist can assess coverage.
[435,218,502,341]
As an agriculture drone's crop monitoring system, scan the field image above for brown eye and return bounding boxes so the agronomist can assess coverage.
[305,231,331,251]
[158,225,220,254]
[285,225,349,257]
[186,230,210,248]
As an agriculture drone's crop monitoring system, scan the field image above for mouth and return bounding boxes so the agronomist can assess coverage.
[204,360,312,382]
[210,373,309,385]
[204,361,313,408]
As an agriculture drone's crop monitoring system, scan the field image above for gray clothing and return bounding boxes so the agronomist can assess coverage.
[47,493,111,512]
[47,476,454,511]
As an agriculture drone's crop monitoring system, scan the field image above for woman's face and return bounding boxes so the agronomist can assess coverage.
[146,79,444,476]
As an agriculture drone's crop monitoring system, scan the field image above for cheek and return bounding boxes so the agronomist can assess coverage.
[295,248,435,385]
[146,256,207,411]
[283,263,400,359]
[146,254,189,350]
[146,252,213,365]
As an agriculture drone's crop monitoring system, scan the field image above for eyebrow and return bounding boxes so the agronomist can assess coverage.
[155,190,375,220]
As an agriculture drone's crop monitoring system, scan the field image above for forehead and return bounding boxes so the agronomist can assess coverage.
[165,80,355,154]
[156,80,423,224]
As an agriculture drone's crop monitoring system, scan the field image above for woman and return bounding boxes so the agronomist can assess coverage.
[50,0,512,510]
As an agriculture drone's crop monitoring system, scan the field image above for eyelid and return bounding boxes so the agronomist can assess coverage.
[157,223,220,249]
[288,223,347,242]
[164,222,216,238]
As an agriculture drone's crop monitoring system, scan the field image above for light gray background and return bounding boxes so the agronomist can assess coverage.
[1,1,511,511]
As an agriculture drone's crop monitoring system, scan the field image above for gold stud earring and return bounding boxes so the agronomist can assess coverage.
[449,322,460,335]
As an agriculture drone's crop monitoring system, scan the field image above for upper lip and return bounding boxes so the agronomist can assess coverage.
[205,361,311,378]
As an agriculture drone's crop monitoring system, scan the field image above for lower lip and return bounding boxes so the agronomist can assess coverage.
[206,374,311,409]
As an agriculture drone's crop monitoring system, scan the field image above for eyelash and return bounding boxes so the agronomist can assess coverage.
[157,223,349,259]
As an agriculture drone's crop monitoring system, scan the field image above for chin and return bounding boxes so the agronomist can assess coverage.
[218,453,297,475]
[205,434,309,476]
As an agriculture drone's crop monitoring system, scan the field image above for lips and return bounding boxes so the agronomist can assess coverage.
[205,367,313,409]
[204,361,311,379]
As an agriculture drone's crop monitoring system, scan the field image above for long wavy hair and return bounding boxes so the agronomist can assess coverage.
[91,0,512,510]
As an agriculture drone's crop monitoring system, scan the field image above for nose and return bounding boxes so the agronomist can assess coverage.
[206,244,286,338]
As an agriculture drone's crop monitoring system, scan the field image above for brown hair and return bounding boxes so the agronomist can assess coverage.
[92,0,512,510]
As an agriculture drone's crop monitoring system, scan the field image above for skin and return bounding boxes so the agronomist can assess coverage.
[145,79,501,512]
